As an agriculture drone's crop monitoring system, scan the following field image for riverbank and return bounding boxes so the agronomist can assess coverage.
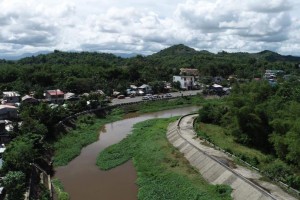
[53,95,206,167]
[97,118,232,200]
[195,123,300,198]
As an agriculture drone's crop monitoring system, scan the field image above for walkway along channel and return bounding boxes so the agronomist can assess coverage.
[166,114,297,200]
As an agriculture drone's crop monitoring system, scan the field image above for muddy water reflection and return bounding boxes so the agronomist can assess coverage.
[55,106,198,200]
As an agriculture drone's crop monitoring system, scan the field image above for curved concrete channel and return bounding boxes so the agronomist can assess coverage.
[167,114,297,200]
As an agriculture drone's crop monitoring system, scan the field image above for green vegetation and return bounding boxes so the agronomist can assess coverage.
[197,80,300,189]
[135,95,204,113]
[2,171,26,200]
[52,179,70,200]
[97,118,232,200]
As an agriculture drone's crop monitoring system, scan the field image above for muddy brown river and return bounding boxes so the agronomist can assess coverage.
[55,106,198,200]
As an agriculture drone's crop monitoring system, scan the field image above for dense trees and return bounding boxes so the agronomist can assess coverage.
[2,171,26,200]
[198,80,300,189]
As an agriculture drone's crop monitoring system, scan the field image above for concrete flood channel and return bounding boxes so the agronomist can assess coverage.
[168,114,297,200]
[54,106,199,200]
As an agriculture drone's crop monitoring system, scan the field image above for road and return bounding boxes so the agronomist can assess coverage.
[110,90,202,105]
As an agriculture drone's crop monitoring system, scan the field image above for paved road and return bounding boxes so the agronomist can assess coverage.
[110,90,202,105]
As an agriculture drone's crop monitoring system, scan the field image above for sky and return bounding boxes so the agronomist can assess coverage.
[0,0,300,58]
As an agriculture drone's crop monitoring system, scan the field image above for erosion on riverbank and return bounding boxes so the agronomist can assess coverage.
[97,118,232,200]
[53,95,208,167]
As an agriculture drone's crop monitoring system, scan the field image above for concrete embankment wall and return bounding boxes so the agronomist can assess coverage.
[167,121,275,200]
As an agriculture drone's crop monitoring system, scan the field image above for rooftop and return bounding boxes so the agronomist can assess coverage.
[3,91,20,97]
[46,89,64,96]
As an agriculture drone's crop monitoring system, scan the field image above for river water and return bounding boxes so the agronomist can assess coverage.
[54,106,198,200]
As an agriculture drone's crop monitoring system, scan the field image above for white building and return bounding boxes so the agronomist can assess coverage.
[173,75,195,90]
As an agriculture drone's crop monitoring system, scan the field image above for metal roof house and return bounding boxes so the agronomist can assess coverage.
[45,89,65,104]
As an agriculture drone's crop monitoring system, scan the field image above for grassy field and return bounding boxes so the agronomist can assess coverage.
[53,96,206,167]
[97,118,232,200]
[135,95,205,113]
[52,179,70,200]
[196,123,269,167]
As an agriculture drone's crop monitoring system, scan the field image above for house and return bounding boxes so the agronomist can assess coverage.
[21,95,39,104]
[138,84,152,94]
[208,84,225,95]
[0,105,17,120]
[173,75,195,90]
[45,89,64,103]
[2,91,20,104]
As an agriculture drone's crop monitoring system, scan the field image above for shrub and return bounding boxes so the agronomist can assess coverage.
[262,159,291,181]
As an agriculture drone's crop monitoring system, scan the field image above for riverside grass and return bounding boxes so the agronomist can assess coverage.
[97,118,232,200]
[52,179,70,200]
[53,95,207,167]
[196,123,268,167]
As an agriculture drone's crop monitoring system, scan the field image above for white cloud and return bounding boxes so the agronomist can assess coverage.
[0,0,299,58]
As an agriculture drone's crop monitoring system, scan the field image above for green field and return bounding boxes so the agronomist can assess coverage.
[97,118,232,200]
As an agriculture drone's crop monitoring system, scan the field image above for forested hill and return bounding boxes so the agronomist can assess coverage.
[0,44,300,95]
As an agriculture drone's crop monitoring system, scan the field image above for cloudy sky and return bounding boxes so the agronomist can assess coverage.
[1,0,300,58]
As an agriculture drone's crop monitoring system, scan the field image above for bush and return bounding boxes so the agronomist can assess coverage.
[262,159,291,181]
[59,192,70,200]
[286,175,300,189]
[198,103,228,125]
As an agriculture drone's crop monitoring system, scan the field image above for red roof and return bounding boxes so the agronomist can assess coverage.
[47,90,64,96]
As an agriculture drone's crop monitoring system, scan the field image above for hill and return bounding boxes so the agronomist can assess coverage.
[0,44,300,95]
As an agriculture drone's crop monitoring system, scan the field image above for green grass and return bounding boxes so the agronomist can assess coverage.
[52,179,70,200]
[53,96,207,167]
[136,95,205,113]
[53,109,124,166]
[196,123,269,167]
[97,118,232,200]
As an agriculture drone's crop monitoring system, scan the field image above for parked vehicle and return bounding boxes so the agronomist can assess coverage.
[152,95,159,99]
[117,95,125,99]
[142,96,150,100]
[165,93,172,98]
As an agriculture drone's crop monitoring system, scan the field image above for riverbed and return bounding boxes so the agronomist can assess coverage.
[55,106,198,200]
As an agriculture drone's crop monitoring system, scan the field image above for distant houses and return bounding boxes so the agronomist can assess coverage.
[263,69,284,86]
